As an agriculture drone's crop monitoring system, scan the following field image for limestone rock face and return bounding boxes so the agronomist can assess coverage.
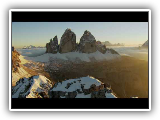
[79,30,97,53]
[12,48,21,72]
[59,28,76,53]
[46,36,58,54]
[96,41,107,54]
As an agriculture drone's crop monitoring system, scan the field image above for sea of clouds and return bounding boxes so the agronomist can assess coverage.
[16,47,148,61]
[16,48,46,57]
[111,46,148,61]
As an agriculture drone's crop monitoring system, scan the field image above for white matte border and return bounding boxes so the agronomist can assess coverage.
[9,9,151,111]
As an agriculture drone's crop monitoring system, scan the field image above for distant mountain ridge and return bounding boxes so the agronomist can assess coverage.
[141,40,148,48]
[101,41,124,46]
[23,45,45,49]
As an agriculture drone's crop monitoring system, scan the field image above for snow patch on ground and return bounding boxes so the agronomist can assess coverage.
[50,76,117,98]
[19,55,30,64]
[51,76,102,92]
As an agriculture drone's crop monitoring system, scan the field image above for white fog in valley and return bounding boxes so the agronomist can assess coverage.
[17,48,46,57]
[110,46,148,61]
[16,46,148,61]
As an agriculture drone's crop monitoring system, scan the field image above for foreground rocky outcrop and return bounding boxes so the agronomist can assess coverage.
[59,28,76,53]
[12,75,116,98]
[49,76,117,98]
[46,36,58,53]
[12,75,53,98]
[12,46,21,72]
[12,46,32,86]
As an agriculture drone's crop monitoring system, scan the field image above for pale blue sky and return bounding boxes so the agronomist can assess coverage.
[12,22,148,48]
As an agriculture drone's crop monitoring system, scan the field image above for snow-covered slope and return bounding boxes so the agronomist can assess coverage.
[12,49,32,86]
[12,67,31,86]
[26,51,120,63]
[19,55,30,65]
[12,75,116,98]
[49,76,117,98]
[12,75,52,98]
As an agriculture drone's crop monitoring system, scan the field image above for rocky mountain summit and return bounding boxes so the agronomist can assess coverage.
[59,28,76,53]
[79,30,97,53]
[46,28,119,55]
[46,36,59,53]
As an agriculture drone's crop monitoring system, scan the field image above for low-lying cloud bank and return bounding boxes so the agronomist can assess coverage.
[25,51,120,63]
[17,48,46,57]
[16,46,148,61]
[111,47,148,61]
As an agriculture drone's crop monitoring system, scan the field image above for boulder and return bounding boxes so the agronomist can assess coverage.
[79,30,97,53]
[59,28,76,53]
[46,36,58,54]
